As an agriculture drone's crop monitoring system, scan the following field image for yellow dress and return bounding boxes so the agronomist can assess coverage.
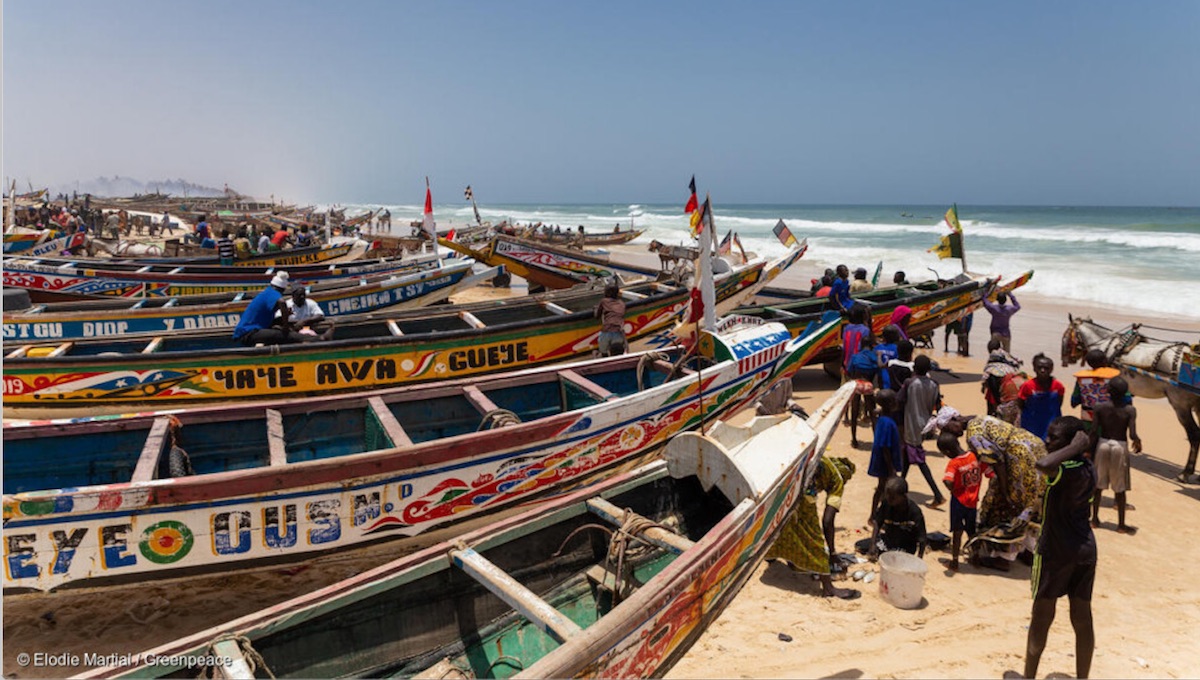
[766,457,855,574]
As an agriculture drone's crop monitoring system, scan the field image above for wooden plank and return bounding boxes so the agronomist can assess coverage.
[620,290,648,301]
[559,369,615,401]
[463,385,500,415]
[131,417,173,483]
[450,546,583,644]
[25,305,46,314]
[162,299,178,308]
[6,346,31,359]
[655,358,693,376]
[266,409,288,467]
[128,300,147,310]
[764,306,800,319]
[167,267,184,275]
[367,396,413,447]
[141,337,165,354]
[459,311,486,329]
[136,265,153,273]
[586,497,694,554]
[232,292,246,302]
[57,261,78,269]
[387,320,404,337]
[47,342,74,358]
[540,301,573,316]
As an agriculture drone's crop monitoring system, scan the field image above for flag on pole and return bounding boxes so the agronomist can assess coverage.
[929,231,964,259]
[871,261,883,287]
[733,232,747,263]
[717,230,733,256]
[445,228,457,242]
[772,219,797,248]
[422,179,436,241]
[944,203,962,233]
[689,195,710,237]
[684,175,698,214]
[464,186,473,201]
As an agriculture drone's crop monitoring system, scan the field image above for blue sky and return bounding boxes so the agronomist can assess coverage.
[4,1,1198,206]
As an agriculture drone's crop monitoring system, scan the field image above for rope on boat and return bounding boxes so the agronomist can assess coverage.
[551,524,615,559]
[606,508,671,606]
[636,351,671,392]
[200,633,276,679]
[486,655,526,674]
[476,408,521,431]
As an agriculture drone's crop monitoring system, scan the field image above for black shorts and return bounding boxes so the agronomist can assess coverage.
[1032,555,1096,601]
[949,497,977,536]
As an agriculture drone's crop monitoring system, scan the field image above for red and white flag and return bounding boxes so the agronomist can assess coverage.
[422,179,436,241]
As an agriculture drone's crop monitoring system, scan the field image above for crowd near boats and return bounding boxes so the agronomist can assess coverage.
[3,183,1058,678]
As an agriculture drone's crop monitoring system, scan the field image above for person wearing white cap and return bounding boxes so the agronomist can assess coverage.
[232,271,305,346]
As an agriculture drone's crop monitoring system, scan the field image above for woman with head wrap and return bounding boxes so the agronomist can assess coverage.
[889,305,913,341]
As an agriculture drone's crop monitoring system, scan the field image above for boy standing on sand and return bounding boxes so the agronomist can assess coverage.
[983,291,1020,351]
[1091,376,1141,533]
[938,431,983,571]
[1017,353,1065,441]
[868,389,903,525]
[1070,349,1122,422]
[1024,416,1096,680]
[897,355,947,508]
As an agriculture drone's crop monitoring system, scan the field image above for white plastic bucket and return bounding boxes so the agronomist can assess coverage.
[878,551,928,609]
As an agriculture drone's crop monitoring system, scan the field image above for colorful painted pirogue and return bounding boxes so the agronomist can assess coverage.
[79,381,854,679]
[740,270,1034,365]
[2,262,791,412]
[3,315,843,593]
[520,226,645,247]
[149,240,356,266]
[2,260,495,342]
[1,252,444,301]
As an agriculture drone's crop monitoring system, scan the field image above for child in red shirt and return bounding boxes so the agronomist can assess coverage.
[939,431,985,571]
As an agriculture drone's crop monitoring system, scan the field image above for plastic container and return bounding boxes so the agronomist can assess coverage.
[878,551,927,609]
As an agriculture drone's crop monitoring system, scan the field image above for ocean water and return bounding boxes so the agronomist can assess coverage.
[345,202,1200,319]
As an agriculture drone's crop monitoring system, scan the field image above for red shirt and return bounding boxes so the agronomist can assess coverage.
[271,229,290,247]
[943,452,982,508]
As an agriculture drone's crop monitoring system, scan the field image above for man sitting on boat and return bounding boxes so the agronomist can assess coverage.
[231,271,309,346]
[280,285,335,341]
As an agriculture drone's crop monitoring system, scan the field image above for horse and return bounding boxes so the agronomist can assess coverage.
[647,240,696,273]
[1062,315,1200,481]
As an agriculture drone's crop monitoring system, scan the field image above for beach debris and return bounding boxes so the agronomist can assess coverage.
[1133,656,1149,668]
[863,573,876,584]
[852,570,867,581]
[125,596,171,625]
[777,633,793,643]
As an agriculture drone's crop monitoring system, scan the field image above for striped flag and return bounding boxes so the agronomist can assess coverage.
[684,175,698,214]
[689,195,710,237]
[464,186,473,201]
[772,219,797,248]
[929,232,963,259]
[717,230,733,256]
[733,232,747,262]
[422,179,436,241]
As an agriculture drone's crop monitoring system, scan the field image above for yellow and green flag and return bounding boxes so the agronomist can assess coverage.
[944,203,962,233]
[930,231,963,259]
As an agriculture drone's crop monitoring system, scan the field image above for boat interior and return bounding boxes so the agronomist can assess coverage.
[3,353,693,495]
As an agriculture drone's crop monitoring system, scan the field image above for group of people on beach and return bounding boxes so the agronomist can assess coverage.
[767,268,1140,678]
[231,271,335,346]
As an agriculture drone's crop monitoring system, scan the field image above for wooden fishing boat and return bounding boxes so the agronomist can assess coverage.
[154,240,357,266]
[442,234,660,289]
[521,227,646,247]
[2,260,495,342]
[3,315,843,593]
[739,270,1034,366]
[1,264,810,413]
[2,227,54,253]
[1,231,88,257]
[1,252,444,302]
[444,233,807,293]
[79,381,854,679]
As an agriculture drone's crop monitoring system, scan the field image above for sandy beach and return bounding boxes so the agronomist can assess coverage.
[665,277,1200,679]
[3,247,1198,678]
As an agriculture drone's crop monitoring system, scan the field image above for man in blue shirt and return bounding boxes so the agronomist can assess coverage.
[232,271,306,345]
[829,264,854,312]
